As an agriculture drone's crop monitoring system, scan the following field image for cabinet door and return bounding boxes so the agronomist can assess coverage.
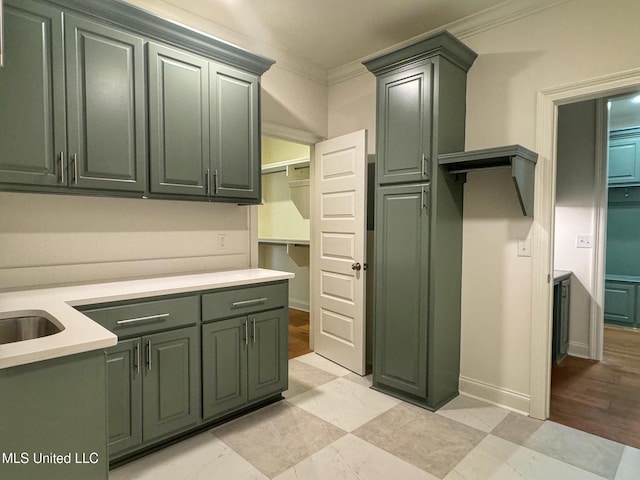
[604,281,636,327]
[559,279,570,360]
[608,137,640,185]
[65,15,146,192]
[248,308,288,403]
[202,317,248,420]
[374,184,429,398]
[148,43,209,196]
[143,326,200,442]
[210,64,260,201]
[0,0,65,187]
[377,64,432,185]
[106,338,142,458]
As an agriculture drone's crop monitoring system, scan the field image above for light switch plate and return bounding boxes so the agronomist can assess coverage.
[576,234,593,248]
[518,236,532,257]
[218,234,227,250]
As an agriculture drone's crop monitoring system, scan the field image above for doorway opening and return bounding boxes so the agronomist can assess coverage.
[550,92,640,448]
[258,135,312,359]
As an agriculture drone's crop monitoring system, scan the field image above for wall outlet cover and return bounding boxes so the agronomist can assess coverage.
[576,234,593,248]
[518,236,532,257]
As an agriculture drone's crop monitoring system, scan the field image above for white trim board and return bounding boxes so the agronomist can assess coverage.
[530,67,640,420]
[459,376,530,415]
[567,341,590,359]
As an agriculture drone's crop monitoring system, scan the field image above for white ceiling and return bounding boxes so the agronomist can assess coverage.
[164,0,509,71]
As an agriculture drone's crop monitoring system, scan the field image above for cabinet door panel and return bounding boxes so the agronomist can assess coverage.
[608,137,640,185]
[559,279,570,359]
[106,339,142,458]
[202,317,248,419]
[143,326,200,442]
[377,64,432,185]
[604,281,636,327]
[65,15,145,192]
[0,0,64,186]
[374,184,429,398]
[149,43,209,196]
[248,308,288,403]
[210,64,260,201]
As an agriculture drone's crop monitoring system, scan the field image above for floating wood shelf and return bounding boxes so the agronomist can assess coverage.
[258,238,310,246]
[438,145,538,217]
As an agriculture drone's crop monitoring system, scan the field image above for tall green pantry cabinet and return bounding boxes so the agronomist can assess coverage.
[364,32,477,410]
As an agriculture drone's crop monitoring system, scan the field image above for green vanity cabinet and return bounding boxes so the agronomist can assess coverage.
[376,64,433,185]
[148,43,209,197]
[82,295,201,460]
[604,279,638,327]
[65,15,146,192]
[552,274,571,364]
[202,282,288,421]
[364,31,476,410]
[374,184,430,398]
[608,133,640,186]
[0,0,65,187]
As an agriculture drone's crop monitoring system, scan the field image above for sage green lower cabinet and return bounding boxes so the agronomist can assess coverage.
[106,339,142,457]
[374,184,429,399]
[247,308,288,402]
[202,317,248,419]
[0,0,65,187]
[604,280,638,327]
[552,278,571,364]
[0,351,108,480]
[202,308,288,421]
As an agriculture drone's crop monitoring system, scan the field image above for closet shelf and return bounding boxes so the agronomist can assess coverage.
[258,238,310,246]
[261,157,310,175]
[438,144,538,217]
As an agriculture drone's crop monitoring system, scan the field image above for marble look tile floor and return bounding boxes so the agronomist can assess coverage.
[111,353,640,480]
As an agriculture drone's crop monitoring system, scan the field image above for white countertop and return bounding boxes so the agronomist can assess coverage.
[0,268,294,370]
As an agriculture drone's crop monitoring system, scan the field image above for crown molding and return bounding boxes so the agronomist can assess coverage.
[261,122,325,145]
[328,0,569,86]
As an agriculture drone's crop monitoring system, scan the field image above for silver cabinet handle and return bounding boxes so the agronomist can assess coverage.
[134,342,140,374]
[252,318,256,344]
[59,152,65,184]
[213,169,218,194]
[421,153,430,178]
[232,298,267,307]
[71,153,78,184]
[244,320,248,346]
[116,313,169,325]
[205,168,210,195]
[0,0,4,68]
[147,340,152,371]
[421,187,427,210]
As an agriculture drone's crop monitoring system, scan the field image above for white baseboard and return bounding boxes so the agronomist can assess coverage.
[459,375,530,415]
[289,299,309,312]
[567,341,590,359]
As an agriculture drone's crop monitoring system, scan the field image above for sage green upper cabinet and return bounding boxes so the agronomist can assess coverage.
[65,15,146,192]
[0,0,65,187]
[210,65,260,200]
[608,133,640,186]
[377,64,432,185]
[148,43,209,197]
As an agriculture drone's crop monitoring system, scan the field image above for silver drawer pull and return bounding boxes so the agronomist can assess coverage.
[116,313,169,325]
[231,298,267,307]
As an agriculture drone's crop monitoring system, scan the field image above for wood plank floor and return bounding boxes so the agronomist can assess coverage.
[550,325,640,448]
[288,308,312,359]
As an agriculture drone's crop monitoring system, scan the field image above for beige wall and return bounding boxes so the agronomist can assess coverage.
[0,1,327,291]
[327,0,640,410]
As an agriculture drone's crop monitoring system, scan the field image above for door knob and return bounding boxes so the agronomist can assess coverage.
[351,263,362,271]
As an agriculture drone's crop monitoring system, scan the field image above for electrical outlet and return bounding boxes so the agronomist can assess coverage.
[518,236,531,257]
[576,235,593,248]
[218,234,227,250]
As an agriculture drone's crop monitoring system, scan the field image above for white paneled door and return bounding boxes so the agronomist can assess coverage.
[312,130,367,375]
